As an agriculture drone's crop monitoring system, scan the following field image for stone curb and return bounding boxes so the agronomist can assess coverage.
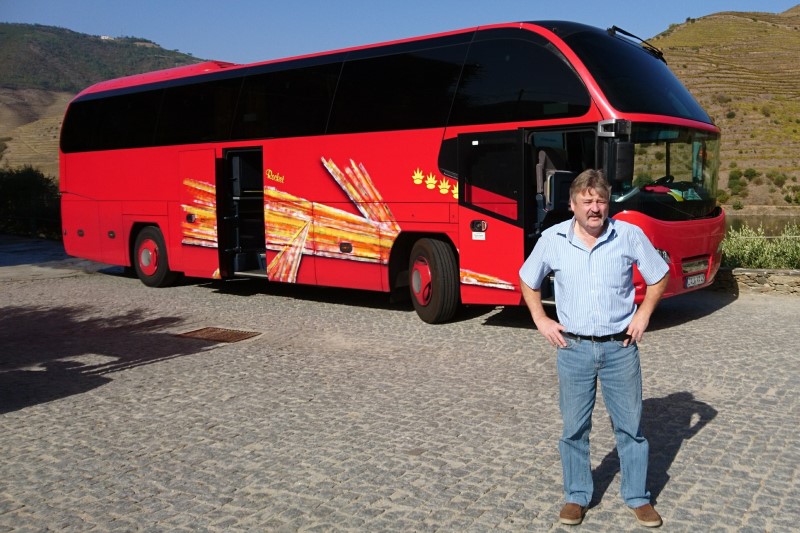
[711,267,800,295]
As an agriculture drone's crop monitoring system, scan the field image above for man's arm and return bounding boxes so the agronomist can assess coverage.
[520,278,566,348]
[625,273,668,346]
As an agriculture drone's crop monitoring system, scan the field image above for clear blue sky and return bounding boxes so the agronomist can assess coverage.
[2,0,798,64]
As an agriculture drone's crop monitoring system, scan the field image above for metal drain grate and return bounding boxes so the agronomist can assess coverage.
[177,327,260,343]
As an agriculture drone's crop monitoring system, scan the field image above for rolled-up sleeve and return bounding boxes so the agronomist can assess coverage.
[631,227,670,285]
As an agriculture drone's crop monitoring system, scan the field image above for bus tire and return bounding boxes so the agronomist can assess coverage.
[409,238,459,324]
[133,226,179,288]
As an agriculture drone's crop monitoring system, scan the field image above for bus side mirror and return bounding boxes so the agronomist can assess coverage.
[605,141,634,183]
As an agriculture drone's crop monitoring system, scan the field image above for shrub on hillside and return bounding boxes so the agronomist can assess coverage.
[766,171,788,188]
[728,173,747,196]
[0,166,61,239]
[743,168,760,180]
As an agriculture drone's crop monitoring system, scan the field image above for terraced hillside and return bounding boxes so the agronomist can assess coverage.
[0,89,72,178]
[652,6,800,205]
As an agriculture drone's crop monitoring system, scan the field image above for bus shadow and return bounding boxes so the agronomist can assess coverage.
[191,274,738,329]
[590,391,718,507]
[480,288,738,331]
[204,279,507,323]
[480,303,556,329]
[646,289,737,332]
[0,305,218,414]
[202,278,415,314]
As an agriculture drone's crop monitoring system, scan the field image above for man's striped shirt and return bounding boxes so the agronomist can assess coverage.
[519,217,669,337]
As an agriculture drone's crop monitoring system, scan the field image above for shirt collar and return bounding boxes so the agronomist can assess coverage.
[561,216,616,247]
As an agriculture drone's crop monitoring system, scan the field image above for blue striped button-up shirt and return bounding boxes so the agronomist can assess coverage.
[519,217,669,337]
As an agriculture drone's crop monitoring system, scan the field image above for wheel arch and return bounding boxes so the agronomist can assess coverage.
[388,231,459,296]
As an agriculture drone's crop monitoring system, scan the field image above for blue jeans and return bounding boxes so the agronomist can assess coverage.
[557,337,650,508]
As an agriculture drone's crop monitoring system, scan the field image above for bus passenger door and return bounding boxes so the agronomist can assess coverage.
[456,130,528,306]
[178,148,220,278]
[216,148,266,278]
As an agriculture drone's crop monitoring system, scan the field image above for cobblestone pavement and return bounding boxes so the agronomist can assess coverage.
[1,236,798,531]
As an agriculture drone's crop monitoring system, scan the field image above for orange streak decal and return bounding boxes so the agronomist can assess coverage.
[460,269,515,291]
[181,179,218,248]
[267,220,310,283]
[263,158,401,281]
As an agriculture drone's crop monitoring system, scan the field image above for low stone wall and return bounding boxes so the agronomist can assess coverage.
[711,268,800,295]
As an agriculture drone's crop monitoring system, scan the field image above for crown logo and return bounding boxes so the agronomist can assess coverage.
[412,168,424,185]
[438,178,451,194]
[451,182,459,199]
[425,173,437,189]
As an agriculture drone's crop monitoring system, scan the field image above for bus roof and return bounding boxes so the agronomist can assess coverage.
[76,60,239,96]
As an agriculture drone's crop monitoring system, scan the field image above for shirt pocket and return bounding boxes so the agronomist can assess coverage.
[601,255,634,293]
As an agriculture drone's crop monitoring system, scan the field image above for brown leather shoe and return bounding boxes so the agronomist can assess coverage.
[559,503,587,525]
[629,503,662,527]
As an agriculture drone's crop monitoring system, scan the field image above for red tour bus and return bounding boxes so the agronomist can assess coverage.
[60,21,725,323]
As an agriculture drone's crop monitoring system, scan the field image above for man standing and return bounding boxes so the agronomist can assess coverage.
[519,169,668,527]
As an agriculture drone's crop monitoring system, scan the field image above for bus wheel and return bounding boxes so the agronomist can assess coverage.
[409,238,459,324]
[133,226,178,288]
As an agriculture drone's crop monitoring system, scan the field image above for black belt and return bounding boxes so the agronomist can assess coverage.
[563,331,631,343]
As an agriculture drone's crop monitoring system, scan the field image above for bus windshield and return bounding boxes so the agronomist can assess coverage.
[611,124,720,221]
[560,24,712,124]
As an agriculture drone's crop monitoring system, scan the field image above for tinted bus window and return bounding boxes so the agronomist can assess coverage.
[328,43,468,133]
[62,89,162,152]
[233,62,341,139]
[449,33,591,126]
[564,28,711,123]
[156,77,242,145]
[459,131,523,222]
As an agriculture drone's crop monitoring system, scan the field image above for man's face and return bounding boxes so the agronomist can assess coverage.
[570,187,609,235]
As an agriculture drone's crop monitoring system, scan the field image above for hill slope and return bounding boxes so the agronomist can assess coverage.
[0,23,201,177]
[0,23,200,92]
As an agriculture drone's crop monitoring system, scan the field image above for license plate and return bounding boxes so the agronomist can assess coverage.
[685,273,706,288]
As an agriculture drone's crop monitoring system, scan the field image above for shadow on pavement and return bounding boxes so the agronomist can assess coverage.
[204,277,417,314]
[646,289,738,332]
[0,235,68,267]
[0,305,218,414]
[590,391,719,507]
[481,288,738,331]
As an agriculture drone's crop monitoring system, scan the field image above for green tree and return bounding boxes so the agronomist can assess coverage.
[0,166,61,238]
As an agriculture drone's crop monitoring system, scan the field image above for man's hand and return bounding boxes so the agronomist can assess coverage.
[535,315,568,348]
[520,279,567,348]
[625,312,650,346]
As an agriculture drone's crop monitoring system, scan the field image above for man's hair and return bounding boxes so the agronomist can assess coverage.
[569,169,611,202]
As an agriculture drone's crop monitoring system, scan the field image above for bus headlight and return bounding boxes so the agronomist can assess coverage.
[656,248,671,264]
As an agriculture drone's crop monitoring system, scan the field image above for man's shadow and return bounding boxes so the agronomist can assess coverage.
[590,392,717,506]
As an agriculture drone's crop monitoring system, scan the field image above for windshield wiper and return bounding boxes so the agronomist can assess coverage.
[608,26,666,63]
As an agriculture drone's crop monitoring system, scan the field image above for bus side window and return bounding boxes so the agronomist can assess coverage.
[458,131,524,223]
